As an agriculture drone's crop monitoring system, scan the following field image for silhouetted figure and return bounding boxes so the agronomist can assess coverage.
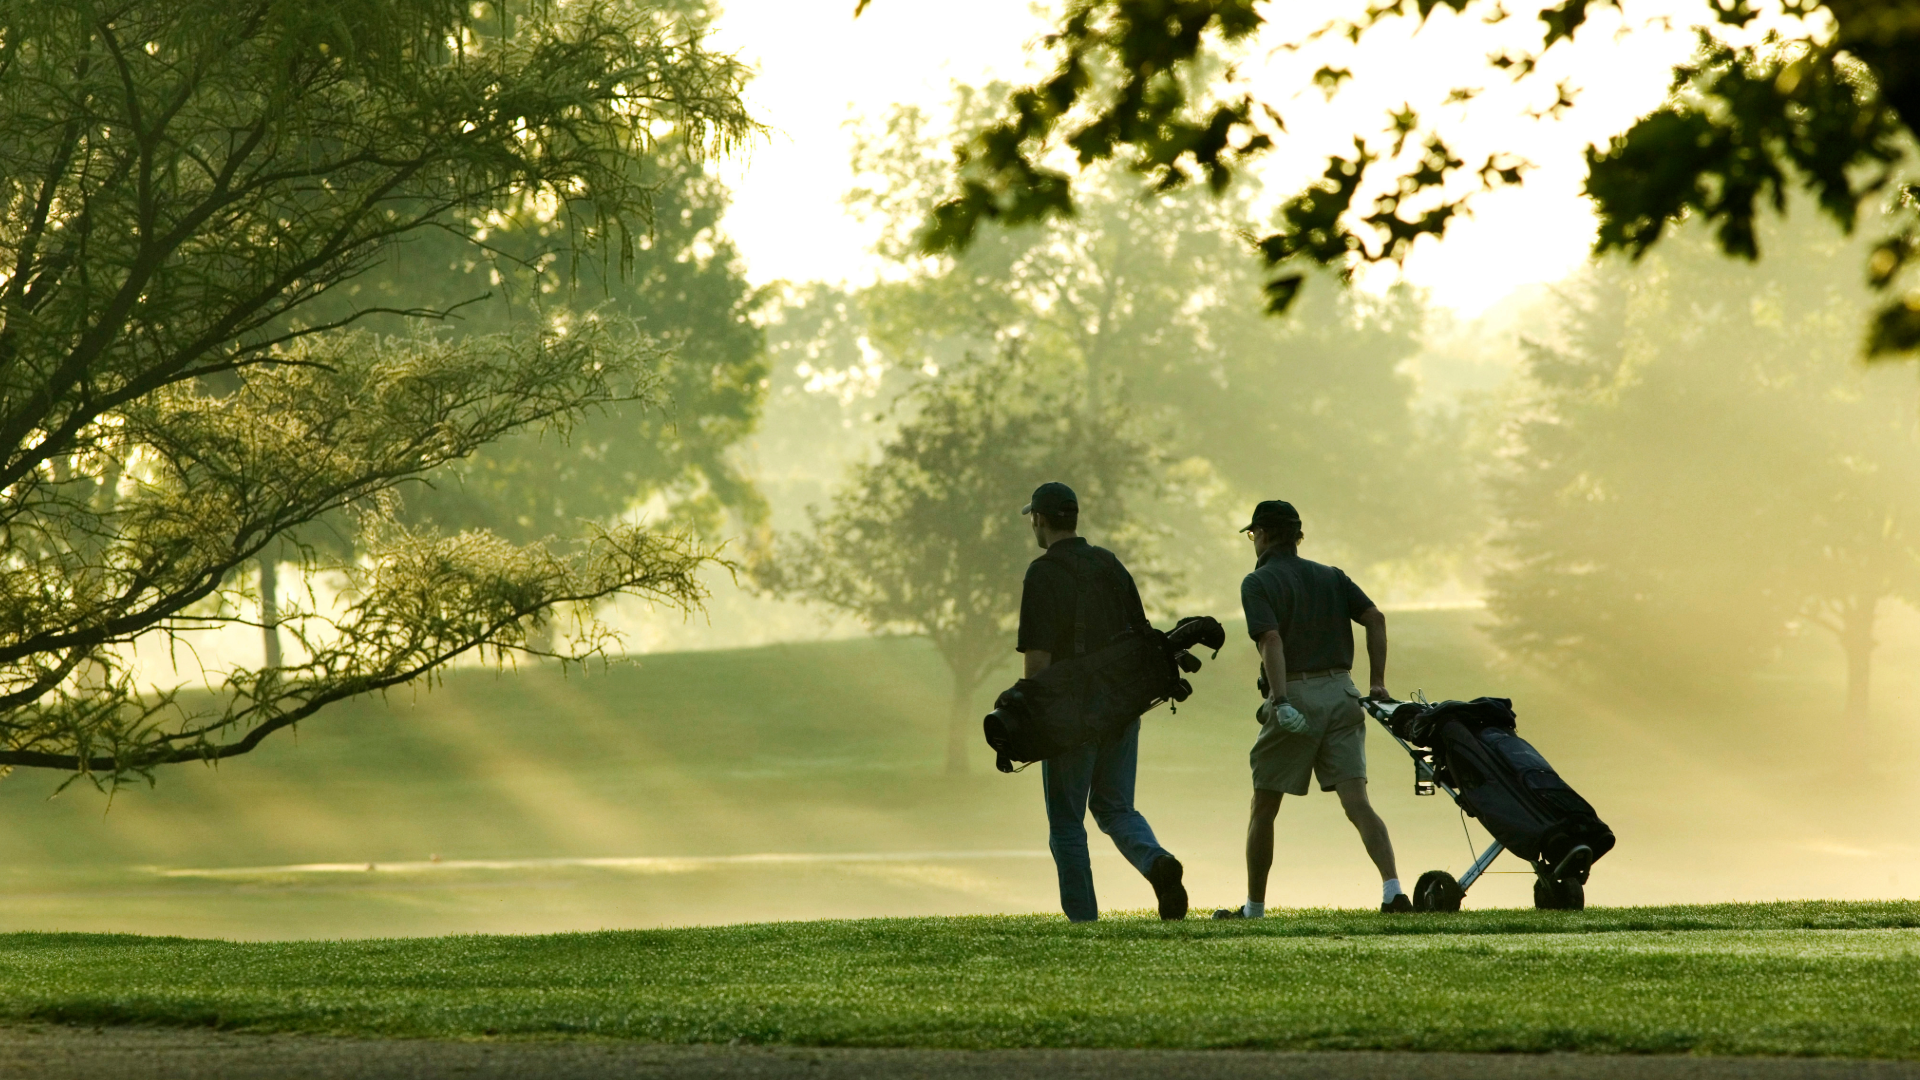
[1016,482,1188,922]
[1214,500,1407,918]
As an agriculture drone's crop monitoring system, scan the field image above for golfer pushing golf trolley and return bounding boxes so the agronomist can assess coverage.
[1361,694,1616,912]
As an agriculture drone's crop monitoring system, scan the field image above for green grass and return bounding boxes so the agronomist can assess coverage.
[2,903,1918,1056]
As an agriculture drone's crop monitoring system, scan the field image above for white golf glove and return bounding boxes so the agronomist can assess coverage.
[1258,697,1310,735]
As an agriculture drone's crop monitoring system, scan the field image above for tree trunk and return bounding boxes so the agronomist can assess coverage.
[259,555,282,669]
[946,680,973,776]
[1836,595,1880,747]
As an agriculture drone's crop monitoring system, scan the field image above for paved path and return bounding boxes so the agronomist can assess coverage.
[0,1028,1912,1079]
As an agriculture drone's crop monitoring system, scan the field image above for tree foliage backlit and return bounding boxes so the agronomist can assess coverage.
[894,0,1920,356]
[0,0,756,780]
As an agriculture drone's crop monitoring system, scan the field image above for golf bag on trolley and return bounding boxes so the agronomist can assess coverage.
[1382,696,1615,910]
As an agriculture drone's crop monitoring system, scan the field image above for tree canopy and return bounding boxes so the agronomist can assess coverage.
[0,0,757,780]
[885,0,1920,356]
[322,136,768,546]
[840,95,1472,581]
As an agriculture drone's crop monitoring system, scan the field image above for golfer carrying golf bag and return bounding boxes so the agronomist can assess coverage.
[1215,500,1411,918]
[1016,482,1188,922]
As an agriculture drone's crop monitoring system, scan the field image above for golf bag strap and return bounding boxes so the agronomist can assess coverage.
[1071,555,1090,657]
[1062,547,1135,658]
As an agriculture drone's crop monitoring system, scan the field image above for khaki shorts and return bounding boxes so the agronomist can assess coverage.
[1249,671,1368,796]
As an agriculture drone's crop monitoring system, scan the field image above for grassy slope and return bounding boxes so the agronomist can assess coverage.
[0,608,1914,939]
[1,904,1917,1055]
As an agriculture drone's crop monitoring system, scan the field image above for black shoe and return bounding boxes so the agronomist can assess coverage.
[1147,855,1188,921]
[1381,893,1413,913]
[1211,907,1248,920]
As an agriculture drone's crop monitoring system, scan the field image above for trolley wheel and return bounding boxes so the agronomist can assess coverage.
[1533,877,1586,911]
[1413,870,1464,913]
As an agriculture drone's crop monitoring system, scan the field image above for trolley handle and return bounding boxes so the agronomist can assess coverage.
[1361,696,1400,722]
[1362,695,1425,728]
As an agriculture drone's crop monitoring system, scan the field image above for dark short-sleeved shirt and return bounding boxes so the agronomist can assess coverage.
[1017,538,1148,659]
[1239,550,1375,673]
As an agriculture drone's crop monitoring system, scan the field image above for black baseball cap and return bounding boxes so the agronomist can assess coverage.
[1240,499,1301,533]
[1021,482,1079,517]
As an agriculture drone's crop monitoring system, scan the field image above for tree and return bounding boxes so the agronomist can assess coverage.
[764,349,1165,775]
[322,136,769,544]
[881,0,1920,356]
[844,95,1470,580]
[1488,208,1920,736]
[0,0,756,780]
[261,128,767,659]
[324,138,768,654]
[752,281,928,523]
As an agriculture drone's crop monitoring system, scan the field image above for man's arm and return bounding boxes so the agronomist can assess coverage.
[1255,630,1288,705]
[1116,560,1148,630]
[1015,562,1057,676]
[1356,606,1388,699]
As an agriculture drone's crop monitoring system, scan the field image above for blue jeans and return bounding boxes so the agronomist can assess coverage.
[1041,717,1172,922]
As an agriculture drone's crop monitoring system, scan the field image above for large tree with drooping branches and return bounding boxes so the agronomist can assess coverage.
[0,0,757,781]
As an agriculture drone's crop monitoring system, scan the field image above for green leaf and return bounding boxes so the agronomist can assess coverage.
[1866,294,1920,358]
[1263,273,1305,315]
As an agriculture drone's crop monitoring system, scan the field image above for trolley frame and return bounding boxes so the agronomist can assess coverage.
[1362,696,1504,894]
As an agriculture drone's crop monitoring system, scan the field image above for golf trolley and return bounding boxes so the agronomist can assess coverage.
[1362,694,1601,912]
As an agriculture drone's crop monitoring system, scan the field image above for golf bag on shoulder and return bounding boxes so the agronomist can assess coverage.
[981,549,1224,773]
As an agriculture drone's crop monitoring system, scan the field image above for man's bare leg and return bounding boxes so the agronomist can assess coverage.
[1333,777,1398,882]
[1245,789,1284,903]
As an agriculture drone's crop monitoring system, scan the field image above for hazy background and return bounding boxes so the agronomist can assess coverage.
[5,0,1920,938]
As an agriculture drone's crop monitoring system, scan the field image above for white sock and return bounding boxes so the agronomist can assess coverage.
[1242,899,1264,918]
[1383,878,1404,903]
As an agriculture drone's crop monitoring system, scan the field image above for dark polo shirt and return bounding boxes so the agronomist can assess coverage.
[1016,538,1147,659]
[1240,549,1375,673]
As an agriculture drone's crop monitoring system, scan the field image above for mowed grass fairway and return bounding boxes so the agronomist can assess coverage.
[1,903,1917,1057]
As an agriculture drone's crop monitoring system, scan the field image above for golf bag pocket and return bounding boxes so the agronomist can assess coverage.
[983,679,1086,772]
[1439,722,1615,870]
[1482,729,1604,822]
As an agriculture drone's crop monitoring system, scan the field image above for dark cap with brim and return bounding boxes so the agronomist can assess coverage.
[1241,499,1300,533]
[1021,481,1079,518]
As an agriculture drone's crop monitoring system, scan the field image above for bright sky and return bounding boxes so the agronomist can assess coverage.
[707,1,1708,318]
